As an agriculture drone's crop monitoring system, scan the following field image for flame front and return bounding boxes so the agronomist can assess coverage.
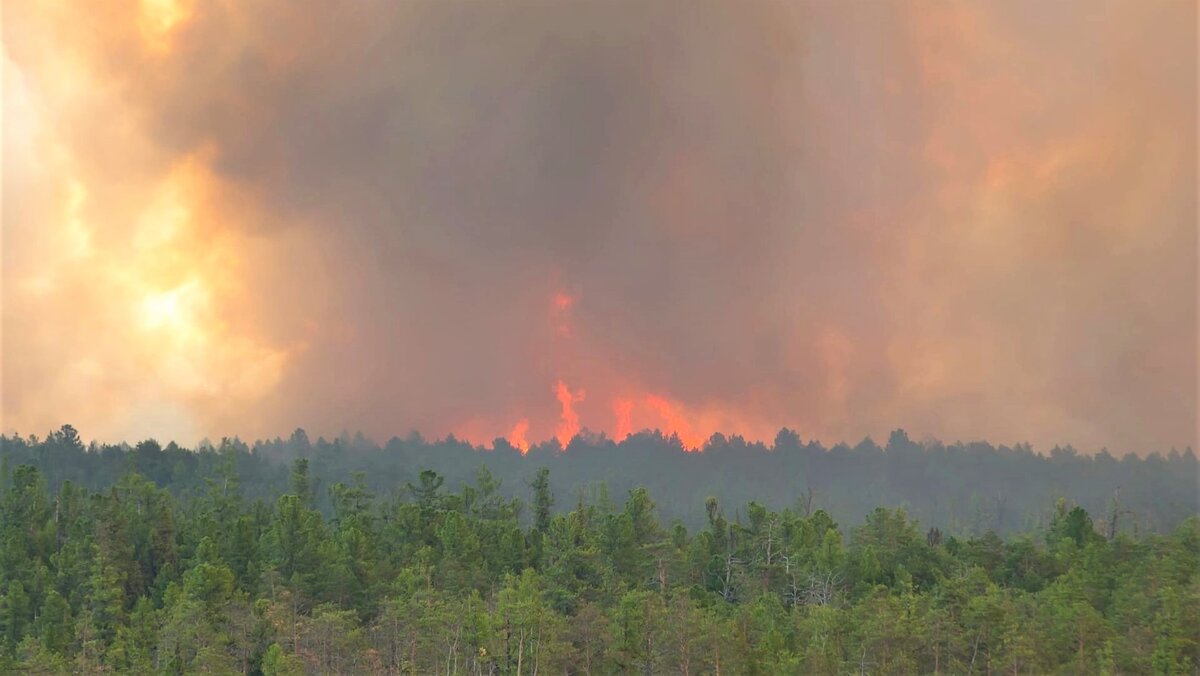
[508,419,530,454]
[643,395,706,451]
[553,380,585,447]
[612,399,633,441]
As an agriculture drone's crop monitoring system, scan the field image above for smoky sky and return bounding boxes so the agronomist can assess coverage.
[2,0,1196,454]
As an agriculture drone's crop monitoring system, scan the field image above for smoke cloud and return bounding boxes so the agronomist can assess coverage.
[3,0,1196,454]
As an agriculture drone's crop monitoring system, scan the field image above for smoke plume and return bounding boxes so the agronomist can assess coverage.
[3,0,1196,454]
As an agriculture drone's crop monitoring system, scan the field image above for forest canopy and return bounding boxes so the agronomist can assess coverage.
[0,426,1197,673]
[2,425,1195,535]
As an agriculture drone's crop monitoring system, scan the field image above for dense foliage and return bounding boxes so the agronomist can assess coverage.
[0,428,1197,673]
[2,425,1196,535]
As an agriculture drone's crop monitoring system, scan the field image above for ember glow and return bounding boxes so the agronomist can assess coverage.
[3,1,1195,454]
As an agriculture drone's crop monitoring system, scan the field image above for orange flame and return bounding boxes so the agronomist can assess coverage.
[612,398,633,441]
[554,379,585,446]
[644,394,705,451]
[508,418,530,454]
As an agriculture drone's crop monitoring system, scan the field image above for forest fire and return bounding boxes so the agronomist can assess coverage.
[2,1,1195,671]
[643,394,706,451]
[3,0,1193,456]
[504,419,528,454]
[492,381,716,452]
[492,287,721,452]
[552,380,585,447]
[612,398,634,442]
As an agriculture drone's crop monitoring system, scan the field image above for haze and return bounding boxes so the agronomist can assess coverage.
[2,0,1196,454]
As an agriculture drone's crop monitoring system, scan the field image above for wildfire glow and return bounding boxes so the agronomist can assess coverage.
[644,395,705,451]
[63,180,91,258]
[2,24,295,441]
[3,1,1191,454]
[553,379,585,447]
[550,291,575,337]
[139,280,205,332]
[139,0,193,54]
[551,292,574,311]
[508,419,530,454]
[612,398,633,441]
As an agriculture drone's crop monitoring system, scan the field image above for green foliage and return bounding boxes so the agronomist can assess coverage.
[0,446,1196,673]
[4,425,1195,538]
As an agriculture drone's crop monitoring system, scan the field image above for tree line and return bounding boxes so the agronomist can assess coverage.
[0,431,1196,673]
[2,425,1195,535]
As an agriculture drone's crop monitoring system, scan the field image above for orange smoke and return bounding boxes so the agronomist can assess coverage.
[550,291,576,337]
[6,0,1191,456]
[554,379,585,446]
[138,0,194,55]
[508,418,530,454]
[551,292,575,311]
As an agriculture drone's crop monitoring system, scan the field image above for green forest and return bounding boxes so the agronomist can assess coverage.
[3,426,1196,536]
[0,427,1197,674]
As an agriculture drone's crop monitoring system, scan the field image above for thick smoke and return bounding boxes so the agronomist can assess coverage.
[2,0,1196,454]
